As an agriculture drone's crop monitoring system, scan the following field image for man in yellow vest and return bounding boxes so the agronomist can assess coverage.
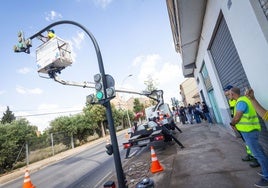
[229,87,268,187]
[47,29,56,40]
[224,85,259,167]
[38,29,56,43]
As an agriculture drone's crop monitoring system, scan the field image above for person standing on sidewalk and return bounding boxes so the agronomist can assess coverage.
[229,87,268,187]
[185,104,194,124]
[201,101,213,124]
[245,88,268,121]
[224,85,259,167]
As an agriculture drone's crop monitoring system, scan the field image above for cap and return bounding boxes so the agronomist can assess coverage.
[47,29,55,33]
[223,85,233,91]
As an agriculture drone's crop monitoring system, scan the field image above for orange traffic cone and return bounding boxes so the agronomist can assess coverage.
[125,131,130,139]
[150,146,164,173]
[22,169,35,188]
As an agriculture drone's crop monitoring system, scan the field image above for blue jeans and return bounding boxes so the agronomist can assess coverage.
[194,113,201,123]
[241,130,268,180]
[204,112,213,123]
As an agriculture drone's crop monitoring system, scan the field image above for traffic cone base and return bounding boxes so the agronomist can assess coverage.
[150,146,164,173]
[23,170,35,188]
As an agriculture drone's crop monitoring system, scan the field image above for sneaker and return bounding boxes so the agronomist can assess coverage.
[254,178,268,187]
[250,160,260,168]
[242,155,253,161]
[258,172,264,177]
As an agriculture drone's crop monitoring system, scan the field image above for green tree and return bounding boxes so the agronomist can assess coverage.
[0,118,37,173]
[83,104,106,138]
[133,98,145,121]
[133,98,144,114]
[71,114,95,144]
[111,104,124,130]
[1,106,16,124]
[49,116,74,134]
[49,116,76,147]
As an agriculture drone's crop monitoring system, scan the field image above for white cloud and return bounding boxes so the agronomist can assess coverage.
[0,105,7,112]
[17,67,31,74]
[45,10,62,21]
[16,86,43,95]
[94,0,113,8]
[67,31,86,63]
[38,104,59,110]
[28,88,43,94]
[25,104,83,132]
[131,54,185,104]
[72,31,85,50]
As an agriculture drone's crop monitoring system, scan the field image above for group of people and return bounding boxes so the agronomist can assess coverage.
[173,101,213,125]
[225,85,268,187]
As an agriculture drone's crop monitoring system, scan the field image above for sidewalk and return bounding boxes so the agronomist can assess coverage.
[121,123,261,188]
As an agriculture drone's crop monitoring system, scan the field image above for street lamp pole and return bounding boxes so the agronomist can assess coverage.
[27,20,127,188]
[126,109,131,128]
[121,74,133,128]
[121,74,133,87]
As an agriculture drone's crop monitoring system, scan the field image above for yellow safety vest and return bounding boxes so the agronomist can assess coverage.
[229,99,236,108]
[48,32,55,39]
[229,99,236,116]
[234,96,261,132]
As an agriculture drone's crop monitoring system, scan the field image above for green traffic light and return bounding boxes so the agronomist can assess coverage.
[18,43,23,48]
[96,91,104,100]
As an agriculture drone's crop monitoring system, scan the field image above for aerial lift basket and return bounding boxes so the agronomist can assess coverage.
[36,36,73,74]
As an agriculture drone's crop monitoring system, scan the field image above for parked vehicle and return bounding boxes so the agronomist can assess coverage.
[123,90,184,158]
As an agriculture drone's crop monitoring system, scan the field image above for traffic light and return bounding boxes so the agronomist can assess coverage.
[86,94,95,104]
[105,74,116,99]
[14,31,31,53]
[105,143,113,155]
[106,87,115,98]
[94,73,105,100]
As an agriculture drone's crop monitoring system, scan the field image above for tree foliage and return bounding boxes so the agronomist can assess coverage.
[83,104,106,137]
[0,118,37,173]
[133,98,144,113]
[1,106,16,124]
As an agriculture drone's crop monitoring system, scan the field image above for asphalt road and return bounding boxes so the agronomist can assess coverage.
[1,132,132,188]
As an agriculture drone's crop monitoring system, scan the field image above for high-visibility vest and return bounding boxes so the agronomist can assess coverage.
[229,99,236,116]
[229,99,236,108]
[48,32,55,39]
[234,96,261,132]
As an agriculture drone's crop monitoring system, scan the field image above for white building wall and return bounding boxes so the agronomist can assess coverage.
[194,0,268,126]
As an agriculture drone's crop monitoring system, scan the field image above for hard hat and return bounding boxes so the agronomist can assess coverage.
[223,85,233,92]
[48,29,55,34]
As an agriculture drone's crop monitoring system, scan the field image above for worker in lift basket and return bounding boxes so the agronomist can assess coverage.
[38,29,56,42]
[47,29,56,40]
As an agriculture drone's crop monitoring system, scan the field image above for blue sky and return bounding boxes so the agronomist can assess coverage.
[0,0,185,132]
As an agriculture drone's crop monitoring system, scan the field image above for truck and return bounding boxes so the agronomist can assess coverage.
[123,90,184,158]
